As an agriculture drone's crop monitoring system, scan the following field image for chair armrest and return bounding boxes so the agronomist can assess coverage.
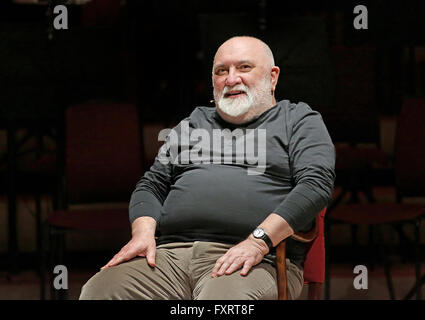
[290,217,319,243]
[276,241,288,299]
[276,216,320,300]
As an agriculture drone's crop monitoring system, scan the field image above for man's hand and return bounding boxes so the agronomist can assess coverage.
[211,236,269,278]
[101,216,157,270]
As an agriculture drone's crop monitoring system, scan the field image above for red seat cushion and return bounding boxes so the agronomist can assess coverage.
[47,208,130,231]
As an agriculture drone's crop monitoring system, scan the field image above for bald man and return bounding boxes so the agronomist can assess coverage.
[79,36,335,300]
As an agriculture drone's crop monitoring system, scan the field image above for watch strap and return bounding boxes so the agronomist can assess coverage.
[253,228,273,249]
[261,232,273,250]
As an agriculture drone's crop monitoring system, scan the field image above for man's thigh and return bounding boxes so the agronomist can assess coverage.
[79,243,193,300]
[193,261,278,300]
[190,241,304,300]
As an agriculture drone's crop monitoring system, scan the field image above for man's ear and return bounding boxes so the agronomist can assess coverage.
[270,66,280,93]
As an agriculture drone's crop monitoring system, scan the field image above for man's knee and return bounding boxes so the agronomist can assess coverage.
[79,266,135,300]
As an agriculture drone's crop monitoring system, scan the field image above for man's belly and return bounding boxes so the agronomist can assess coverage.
[159,164,290,239]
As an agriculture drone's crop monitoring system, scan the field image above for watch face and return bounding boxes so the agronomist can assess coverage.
[253,228,265,238]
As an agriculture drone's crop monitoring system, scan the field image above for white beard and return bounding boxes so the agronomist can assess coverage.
[214,76,273,119]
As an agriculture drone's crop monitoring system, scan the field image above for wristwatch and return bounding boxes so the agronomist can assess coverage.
[252,228,273,250]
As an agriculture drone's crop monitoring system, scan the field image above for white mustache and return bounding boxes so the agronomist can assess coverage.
[222,84,250,98]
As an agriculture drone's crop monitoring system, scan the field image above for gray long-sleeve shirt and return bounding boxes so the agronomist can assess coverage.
[129,100,335,268]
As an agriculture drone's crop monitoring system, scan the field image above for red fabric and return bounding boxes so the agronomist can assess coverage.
[81,0,121,27]
[29,154,56,174]
[47,208,130,231]
[65,102,142,203]
[47,101,141,233]
[395,98,425,197]
[331,45,376,106]
[303,208,326,284]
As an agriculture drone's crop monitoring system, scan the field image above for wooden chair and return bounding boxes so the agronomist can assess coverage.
[276,208,326,300]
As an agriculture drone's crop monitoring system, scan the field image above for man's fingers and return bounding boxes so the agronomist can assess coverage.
[224,260,243,275]
[212,256,253,277]
[212,254,240,277]
[145,247,156,267]
[240,260,253,276]
[225,257,244,275]
[216,261,231,276]
[211,256,226,277]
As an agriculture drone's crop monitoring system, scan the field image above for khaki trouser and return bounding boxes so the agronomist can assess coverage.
[79,241,304,300]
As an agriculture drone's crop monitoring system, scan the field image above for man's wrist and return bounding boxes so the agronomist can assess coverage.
[248,234,270,255]
[252,227,274,249]
[131,216,157,237]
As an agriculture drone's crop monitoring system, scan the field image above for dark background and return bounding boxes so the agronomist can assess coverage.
[1,0,424,129]
[0,0,425,295]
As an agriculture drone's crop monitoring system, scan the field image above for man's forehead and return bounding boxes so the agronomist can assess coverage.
[213,37,268,66]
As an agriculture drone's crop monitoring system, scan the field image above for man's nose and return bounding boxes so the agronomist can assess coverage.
[225,69,242,87]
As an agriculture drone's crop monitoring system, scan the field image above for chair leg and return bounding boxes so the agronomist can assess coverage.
[35,192,45,300]
[49,227,67,300]
[369,225,376,271]
[276,242,288,300]
[377,225,395,300]
[47,227,58,300]
[414,219,422,300]
[393,224,410,263]
[324,218,331,300]
[39,222,48,300]
[403,219,425,300]
[382,247,395,300]
[308,283,323,300]
[35,192,42,273]
[48,226,56,300]
[55,229,68,300]
[403,274,425,300]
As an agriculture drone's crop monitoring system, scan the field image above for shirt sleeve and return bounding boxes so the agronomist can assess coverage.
[273,102,336,232]
[128,131,174,225]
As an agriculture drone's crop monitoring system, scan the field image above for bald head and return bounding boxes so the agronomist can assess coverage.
[213,36,275,72]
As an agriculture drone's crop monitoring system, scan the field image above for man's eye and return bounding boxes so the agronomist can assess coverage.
[216,69,227,75]
[240,65,252,70]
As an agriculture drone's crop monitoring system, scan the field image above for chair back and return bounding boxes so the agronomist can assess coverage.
[329,45,379,145]
[303,208,327,284]
[65,101,143,204]
[395,98,425,198]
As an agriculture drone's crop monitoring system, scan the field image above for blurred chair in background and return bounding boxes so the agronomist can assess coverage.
[329,45,391,213]
[0,120,57,281]
[324,45,392,299]
[42,101,144,300]
[325,98,425,300]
